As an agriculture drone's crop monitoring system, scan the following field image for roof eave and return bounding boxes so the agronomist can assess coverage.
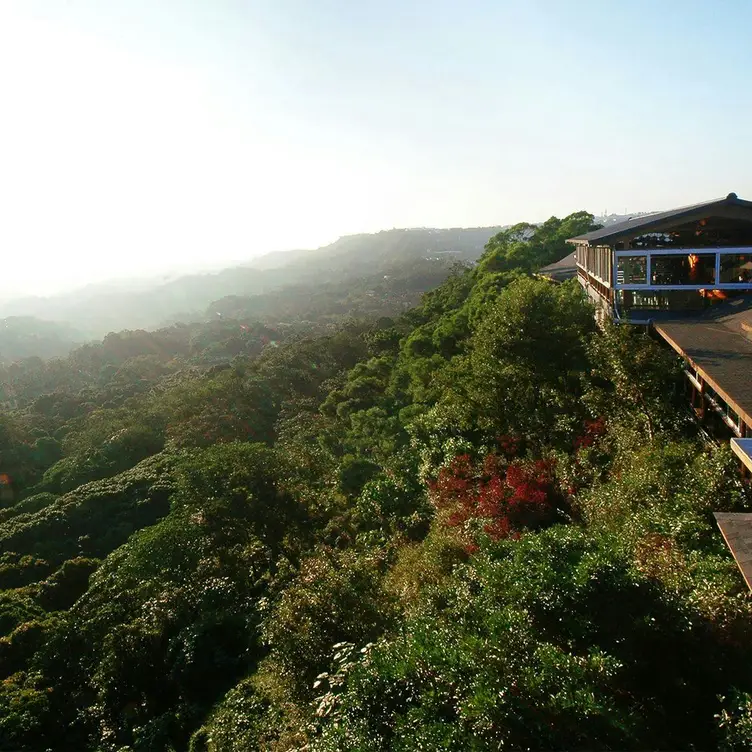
[570,195,752,245]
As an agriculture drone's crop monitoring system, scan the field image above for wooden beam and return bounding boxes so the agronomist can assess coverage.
[731,439,752,473]
[715,512,752,592]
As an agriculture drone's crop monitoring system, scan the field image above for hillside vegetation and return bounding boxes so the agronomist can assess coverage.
[0,317,83,365]
[1,213,752,751]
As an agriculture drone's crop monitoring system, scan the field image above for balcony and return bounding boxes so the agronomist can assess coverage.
[615,248,752,291]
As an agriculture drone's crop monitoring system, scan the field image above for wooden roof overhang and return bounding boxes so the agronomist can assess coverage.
[731,438,752,474]
[714,512,752,591]
[567,193,752,247]
[654,319,752,433]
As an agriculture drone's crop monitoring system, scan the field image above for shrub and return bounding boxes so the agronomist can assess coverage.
[429,451,565,549]
[308,527,752,751]
[262,549,395,700]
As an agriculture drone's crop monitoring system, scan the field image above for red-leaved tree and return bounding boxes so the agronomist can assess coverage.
[428,442,563,551]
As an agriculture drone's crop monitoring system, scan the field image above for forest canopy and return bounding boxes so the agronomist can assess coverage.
[1,212,752,751]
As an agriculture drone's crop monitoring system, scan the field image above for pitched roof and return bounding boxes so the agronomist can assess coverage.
[569,193,752,244]
[537,252,577,281]
[654,295,752,426]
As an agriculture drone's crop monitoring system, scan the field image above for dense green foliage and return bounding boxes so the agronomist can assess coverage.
[1,212,752,751]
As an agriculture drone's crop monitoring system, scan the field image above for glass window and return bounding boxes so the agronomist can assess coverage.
[719,253,752,283]
[594,247,611,283]
[615,289,712,312]
[650,253,715,285]
[616,255,647,284]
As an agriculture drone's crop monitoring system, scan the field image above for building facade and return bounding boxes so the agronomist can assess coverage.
[554,194,752,586]
[569,193,752,323]
[567,193,752,471]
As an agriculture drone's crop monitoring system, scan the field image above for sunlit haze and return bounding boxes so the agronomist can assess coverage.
[2,0,752,295]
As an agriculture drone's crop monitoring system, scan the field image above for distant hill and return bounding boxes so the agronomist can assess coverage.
[0,227,504,338]
[247,227,504,271]
[0,217,653,345]
[0,317,83,364]
[208,257,459,326]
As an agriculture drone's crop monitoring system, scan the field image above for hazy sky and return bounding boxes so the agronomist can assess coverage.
[2,0,752,295]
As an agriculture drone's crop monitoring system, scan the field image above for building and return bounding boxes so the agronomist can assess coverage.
[565,192,752,454]
[653,299,752,444]
[564,193,752,588]
[569,192,752,324]
[537,251,577,282]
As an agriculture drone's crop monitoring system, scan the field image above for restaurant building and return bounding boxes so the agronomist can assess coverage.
[563,193,752,460]
[560,193,752,588]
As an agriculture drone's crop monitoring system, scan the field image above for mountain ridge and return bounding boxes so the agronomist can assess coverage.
[0,214,634,342]
[0,226,505,337]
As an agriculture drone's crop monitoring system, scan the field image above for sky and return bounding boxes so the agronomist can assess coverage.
[1,0,752,295]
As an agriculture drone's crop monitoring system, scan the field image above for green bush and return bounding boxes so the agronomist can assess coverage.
[262,549,396,700]
[36,557,100,611]
[309,527,752,751]
[0,492,58,523]
[0,452,175,569]
[0,591,45,637]
[337,455,380,498]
